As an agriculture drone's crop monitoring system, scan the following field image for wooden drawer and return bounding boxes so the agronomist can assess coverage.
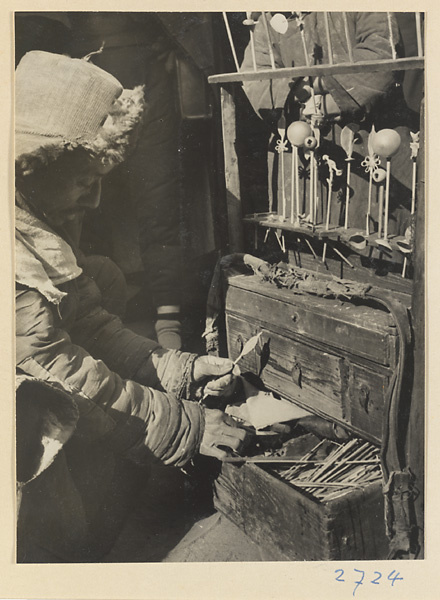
[214,461,388,561]
[226,274,398,368]
[226,313,390,444]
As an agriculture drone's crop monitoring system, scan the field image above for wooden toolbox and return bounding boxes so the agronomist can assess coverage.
[213,271,398,560]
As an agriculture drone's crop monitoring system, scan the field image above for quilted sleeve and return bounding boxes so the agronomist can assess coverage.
[16,287,204,467]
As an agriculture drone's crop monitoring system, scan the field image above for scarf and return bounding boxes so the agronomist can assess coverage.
[15,192,82,304]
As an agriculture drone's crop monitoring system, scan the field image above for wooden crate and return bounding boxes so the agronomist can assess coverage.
[214,461,388,561]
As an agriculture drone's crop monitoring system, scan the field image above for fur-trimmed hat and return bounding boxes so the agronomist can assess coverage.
[15,51,146,176]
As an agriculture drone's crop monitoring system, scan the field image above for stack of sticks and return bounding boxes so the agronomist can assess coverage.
[272,438,381,501]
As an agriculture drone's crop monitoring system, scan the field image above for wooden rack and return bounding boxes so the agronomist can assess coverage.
[209,12,425,291]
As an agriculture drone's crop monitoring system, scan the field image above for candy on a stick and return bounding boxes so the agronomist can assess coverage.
[340,124,358,229]
[322,154,343,263]
[276,115,288,221]
[409,131,420,215]
[361,125,380,236]
[270,13,289,34]
[371,128,401,250]
[287,121,313,224]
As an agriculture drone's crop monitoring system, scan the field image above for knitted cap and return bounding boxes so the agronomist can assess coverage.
[15,51,145,175]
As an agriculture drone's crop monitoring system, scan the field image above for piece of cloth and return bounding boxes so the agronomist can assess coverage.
[241,12,419,233]
[15,193,82,304]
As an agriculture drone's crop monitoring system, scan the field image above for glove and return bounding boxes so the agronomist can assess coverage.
[192,356,240,400]
[200,408,249,460]
[155,318,182,350]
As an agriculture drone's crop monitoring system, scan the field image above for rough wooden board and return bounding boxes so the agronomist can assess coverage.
[220,87,244,253]
[226,276,397,367]
[208,57,424,84]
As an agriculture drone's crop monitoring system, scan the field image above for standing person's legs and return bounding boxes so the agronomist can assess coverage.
[74,36,183,348]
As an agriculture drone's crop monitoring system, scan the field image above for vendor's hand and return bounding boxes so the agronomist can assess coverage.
[192,356,240,399]
[200,408,249,460]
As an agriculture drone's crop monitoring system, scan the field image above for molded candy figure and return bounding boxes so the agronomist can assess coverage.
[371,128,401,158]
[287,121,312,147]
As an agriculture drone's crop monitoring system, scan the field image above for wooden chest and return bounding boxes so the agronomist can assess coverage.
[213,271,397,560]
[224,273,398,445]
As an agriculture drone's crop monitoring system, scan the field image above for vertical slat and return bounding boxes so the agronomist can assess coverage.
[406,99,425,557]
[342,13,354,62]
[387,12,397,60]
[262,11,276,69]
[220,86,244,252]
[415,12,423,57]
[324,12,334,64]
[222,12,240,72]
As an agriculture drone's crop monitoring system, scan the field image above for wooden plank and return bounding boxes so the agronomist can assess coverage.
[214,462,331,560]
[220,86,244,252]
[349,364,390,442]
[326,482,389,559]
[208,57,424,85]
[226,274,398,367]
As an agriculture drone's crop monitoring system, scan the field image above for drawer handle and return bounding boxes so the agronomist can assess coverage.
[358,385,371,414]
[291,362,302,387]
[291,312,300,324]
[236,334,244,356]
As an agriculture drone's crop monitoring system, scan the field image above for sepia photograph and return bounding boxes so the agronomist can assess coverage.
[13,9,425,571]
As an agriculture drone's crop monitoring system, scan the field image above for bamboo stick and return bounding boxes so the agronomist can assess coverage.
[245,13,258,72]
[342,12,354,62]
[366,173,373,236]
[222,13,240,72]
[323,12,333,64]
[295,148,300,222]
[378,184,384,238]
[333,246,354,268]
[208,57,424,85]
[261,12,276,69]
[280,148,287,220]
[305,237,318,259]
[290,149,295,223]
[411,160,417,215]
[344,160,352,229]
[415,13,423,57]
[387,12,397,60]
[383,159,391,240]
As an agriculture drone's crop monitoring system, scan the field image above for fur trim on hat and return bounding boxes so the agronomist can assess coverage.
[16,85,146,177]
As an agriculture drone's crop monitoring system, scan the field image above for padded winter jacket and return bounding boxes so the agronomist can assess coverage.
[15,201,205,470]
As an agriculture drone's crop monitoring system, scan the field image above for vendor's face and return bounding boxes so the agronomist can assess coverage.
[19,152,114,228]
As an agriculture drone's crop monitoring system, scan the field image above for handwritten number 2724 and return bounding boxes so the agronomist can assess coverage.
[334,569,403,595]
